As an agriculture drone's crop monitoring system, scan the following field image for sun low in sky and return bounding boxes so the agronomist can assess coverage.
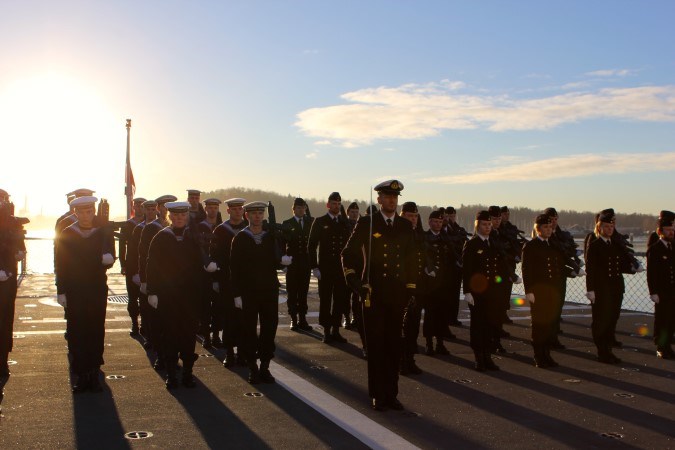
[1,1,674,219]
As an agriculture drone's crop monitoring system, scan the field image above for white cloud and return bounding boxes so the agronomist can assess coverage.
[295,81,675,147]
[314,140,332,146]
[305,151,318,159]
[585,68,634,77]
[420,152,675,184]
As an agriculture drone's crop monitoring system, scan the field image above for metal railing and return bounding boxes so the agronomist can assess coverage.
[510,254,653,314]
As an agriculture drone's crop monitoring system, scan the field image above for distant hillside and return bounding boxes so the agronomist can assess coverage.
[202,187,660,235]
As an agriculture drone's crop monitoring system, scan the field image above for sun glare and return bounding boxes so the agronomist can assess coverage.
[0,72,122,216]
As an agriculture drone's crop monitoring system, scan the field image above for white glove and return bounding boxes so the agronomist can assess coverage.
[57,294,67,307]
[0,270,8,282]
[102,253,114,265]
[234,296,243,309]
[205,262,218,273]
[464,293,474,306]
[15,250,26,261]
[512,275,523,284]
[132,274,141,286]
[424,267,436,277]
[634,263,645,273]
[586,291,595,303]
[148,295,159,309]
[526,293,535,304]
[650,294,660,304]
[577,268,586,277]
[213,282,220,293]
[140,283,147,294]
[312,268,322,280]
[281,255,293,266]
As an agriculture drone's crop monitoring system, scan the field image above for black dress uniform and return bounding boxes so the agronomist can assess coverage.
[119,202,145,336]
[211,205,248,366]
[308,192,351,341]
[282,198,314,330]
[444,209,468,327]
[128,218,148,336]
[55,196,116,392]
[401,203,428,374]
[462,211,503,371]
[342,180,417,410]
[230,202,282,384]
[522,215,564,368]
[196,202,222,347]
[146,202,204,389]
[586,210,625,363]
[422,225,454,354]
[0,195,26,376]
[646,211,675,359]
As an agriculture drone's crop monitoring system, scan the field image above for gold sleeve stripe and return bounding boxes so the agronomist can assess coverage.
[406,283,416,289]
[344,269,356,276]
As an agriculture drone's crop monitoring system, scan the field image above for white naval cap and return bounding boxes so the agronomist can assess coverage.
[69,196,98,208]
[224,198,246,207]
[165,201,191,213]
[243,201,267,212]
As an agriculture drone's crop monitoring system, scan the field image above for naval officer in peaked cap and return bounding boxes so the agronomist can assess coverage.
[342,180,417,411]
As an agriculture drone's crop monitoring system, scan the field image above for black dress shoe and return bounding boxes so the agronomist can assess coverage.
[248,367,260,384]
[72,373,91,393]
[223,349,236,368]
[494,343,507,354]
[89,372,103,392]
[611,340,623,348]
[550,341,566,350]
[322,334,332,343]
[182,374,197,388]
[298,321,313,331]
[443,328,457,339]
[499,329,511,338]
[503,316,514,324]
[259,368,275,384]
[129,325,140,337]
[409,361,423,374]
[484,354,500,371]
[450,320,463,327]
[534,357,550,368]
[165,375,179,390]
[331,331,348,343]
[387,398,404,410]
[435,343,450,355]
[211,335,224,348]
[153,358,165,370]
[236,353,247,366]
[202,337,212,348]
[425,345,435,356]
[371,398,387,411]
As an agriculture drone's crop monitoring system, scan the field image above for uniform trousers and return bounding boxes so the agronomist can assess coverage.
[591,285,623,351]
[286,258,311,317]
[67,286,107,374]
[0,276,17,356]
[654,293,675,349]
[318,269,347,329]
[469,286,502,352]
[241,289,279,365]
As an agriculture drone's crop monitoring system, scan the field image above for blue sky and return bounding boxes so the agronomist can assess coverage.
[1,1,674,218]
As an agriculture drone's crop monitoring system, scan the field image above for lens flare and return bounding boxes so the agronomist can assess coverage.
[494,275,503,284]
[512,297,526,306]
[636,325,650,337]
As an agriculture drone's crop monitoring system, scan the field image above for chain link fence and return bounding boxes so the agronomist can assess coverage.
[510,254,653,314]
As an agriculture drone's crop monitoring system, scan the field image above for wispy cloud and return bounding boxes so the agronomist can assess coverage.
[305,151,319,159]
[420,152,675,184]
[295,81,675,147]
[585,68,634,77]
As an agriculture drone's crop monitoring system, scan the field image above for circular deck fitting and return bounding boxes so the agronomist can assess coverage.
[8,360,18,366]
[244,392,264,398]
[599,432,624,439]
[453,379,472,384]
[106,375,126,380]
[124,431,153,440]
[563,379,581,383]
[613,392,635,399]
[199,354,213,358]
[310,365,328,370]
[12,335,26,339]
[621,367,640,372]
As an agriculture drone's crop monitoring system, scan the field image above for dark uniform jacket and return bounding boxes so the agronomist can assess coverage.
[126,222,146,276]
[211,220,247,287]
[585,237,625,294]
[230,229,281,299]
[55,224,115,296]
[308,213,351,272]
[647,240,675,297]
[423,230,452,293]
[119,217,142,272]
[139,220,164,283]
[522,238,564,292]
[282,216,313,260]
[462,235,501,295]
[342,213,417,299]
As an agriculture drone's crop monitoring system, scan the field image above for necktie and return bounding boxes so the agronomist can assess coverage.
[607,239,611,246]
[299,218,303,229]
[668,242,672,251]
[333,217,338,224]
[386,218,392,227]
[485,238,490,247]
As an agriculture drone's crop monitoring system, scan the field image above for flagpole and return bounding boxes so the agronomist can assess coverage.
[125,119,132,219]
